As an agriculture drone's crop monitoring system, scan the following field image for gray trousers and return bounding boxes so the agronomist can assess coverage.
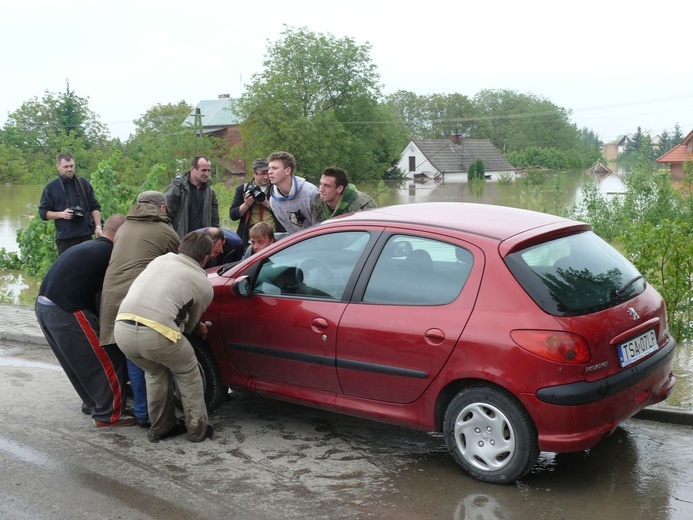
[113,321,208,441]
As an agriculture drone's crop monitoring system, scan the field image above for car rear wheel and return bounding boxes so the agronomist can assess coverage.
[444,385,539,484]
[174,334,228,412]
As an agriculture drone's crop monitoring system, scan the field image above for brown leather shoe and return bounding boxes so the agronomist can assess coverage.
[93,416,137,428]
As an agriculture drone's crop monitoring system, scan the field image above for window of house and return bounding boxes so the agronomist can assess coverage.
[408,156,416,172]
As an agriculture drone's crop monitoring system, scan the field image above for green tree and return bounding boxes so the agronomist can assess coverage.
[386,91,477,139]
[236,26,407,182]
[0,144,30,184]
[472,89,577,154]
[119,101,223,186]
[0,83,113,183]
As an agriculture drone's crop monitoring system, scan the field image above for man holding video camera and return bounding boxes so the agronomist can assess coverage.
[39,152,103,255]
[229,158,285,246]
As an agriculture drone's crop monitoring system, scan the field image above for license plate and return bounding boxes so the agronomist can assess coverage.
[617,329,658,367]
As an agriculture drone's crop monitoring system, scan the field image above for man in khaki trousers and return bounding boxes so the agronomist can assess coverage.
[113,232,214,443]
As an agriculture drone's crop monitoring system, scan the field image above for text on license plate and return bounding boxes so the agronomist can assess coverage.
[618,329,658,367]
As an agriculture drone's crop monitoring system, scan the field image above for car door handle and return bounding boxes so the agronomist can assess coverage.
[311,318,329,333]
[424,328,445,345]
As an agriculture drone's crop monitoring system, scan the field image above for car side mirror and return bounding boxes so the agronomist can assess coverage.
[232,275,250,296]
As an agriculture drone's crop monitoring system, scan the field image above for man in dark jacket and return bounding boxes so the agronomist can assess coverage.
[165,156,220,238]
[35,214,133,427]
[229,158,284,246]
[39,152,103,255]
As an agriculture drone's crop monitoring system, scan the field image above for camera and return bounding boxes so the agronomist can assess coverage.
[244,184,266,203]
[69,205,85,221]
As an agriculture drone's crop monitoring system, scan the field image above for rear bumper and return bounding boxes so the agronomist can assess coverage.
[524,335,676,453]
[536,334,676,405]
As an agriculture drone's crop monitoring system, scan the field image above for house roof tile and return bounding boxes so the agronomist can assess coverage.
[182,98,240,130]
[413,139,515,172]
[656,143,693,164]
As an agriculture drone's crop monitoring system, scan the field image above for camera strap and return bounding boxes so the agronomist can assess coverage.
[75,177,91,216]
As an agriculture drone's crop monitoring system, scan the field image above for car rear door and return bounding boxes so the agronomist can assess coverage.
[336,231,484,403]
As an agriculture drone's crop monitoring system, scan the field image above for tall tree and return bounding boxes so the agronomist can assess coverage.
[0,83,111,182]
[119,101,223,186]
[472,89,577,153]
[386,91,476,139]
[237,26,407,182]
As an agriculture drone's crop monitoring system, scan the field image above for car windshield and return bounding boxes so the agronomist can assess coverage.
[505,231,645,316]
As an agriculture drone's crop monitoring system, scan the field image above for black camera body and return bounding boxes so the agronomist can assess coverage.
[69,205,85,220]
[244,184,266,203]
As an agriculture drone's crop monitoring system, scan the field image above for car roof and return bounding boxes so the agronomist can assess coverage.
[329,202,585,242]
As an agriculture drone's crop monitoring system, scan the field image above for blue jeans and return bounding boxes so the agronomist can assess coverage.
[127,358,149,421]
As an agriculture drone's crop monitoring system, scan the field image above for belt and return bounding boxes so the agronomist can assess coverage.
[119,319,149,328]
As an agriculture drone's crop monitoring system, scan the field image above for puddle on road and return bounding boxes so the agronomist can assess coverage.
[0,355,60,371]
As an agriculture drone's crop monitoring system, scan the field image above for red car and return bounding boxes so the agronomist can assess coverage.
[192,202,676,484]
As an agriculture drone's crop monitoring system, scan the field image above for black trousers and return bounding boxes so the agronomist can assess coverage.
[35,300,129,423]
[56,235,91,256]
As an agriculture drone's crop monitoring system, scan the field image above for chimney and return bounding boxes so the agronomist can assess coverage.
[449,132,462,145]
[219,94,230,99]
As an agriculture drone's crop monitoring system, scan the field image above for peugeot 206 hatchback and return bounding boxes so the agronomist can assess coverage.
[192,202,676,484]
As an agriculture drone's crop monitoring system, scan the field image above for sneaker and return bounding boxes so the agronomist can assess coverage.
[148,423,187,443]
[81,403,91,415]
[94,416,137,428]
[136,419,152,429]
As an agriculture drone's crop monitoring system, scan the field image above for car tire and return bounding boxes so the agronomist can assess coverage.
[443,384,539,484]
[173,334,228,413]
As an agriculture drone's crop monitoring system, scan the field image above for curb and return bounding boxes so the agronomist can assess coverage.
[0,331,48,346]
[633,406,693,427]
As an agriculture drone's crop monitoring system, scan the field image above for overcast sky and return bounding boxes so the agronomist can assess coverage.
[3,0,692,144]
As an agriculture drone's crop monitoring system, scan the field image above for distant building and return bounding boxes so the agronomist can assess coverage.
[182,95,245,175]
[397,134,516,180]
[601,135,632,162]
[656,129,693,180]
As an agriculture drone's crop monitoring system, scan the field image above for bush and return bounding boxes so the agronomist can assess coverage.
[571,165,693,342]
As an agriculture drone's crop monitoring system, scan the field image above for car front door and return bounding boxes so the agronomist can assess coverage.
[219,231,373,393]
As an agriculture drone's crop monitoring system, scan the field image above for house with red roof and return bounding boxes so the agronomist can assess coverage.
[656,130,693,180]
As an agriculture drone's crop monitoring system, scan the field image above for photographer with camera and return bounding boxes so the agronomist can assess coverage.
[39,152,103,255]
[229,158,285,246]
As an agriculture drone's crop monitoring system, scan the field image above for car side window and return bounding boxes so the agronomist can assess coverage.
[363,235,473,305]
[252,231,370,300]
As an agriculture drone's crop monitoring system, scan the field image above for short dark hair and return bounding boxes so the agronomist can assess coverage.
[191,156,210,170]
[267,151,296,174]
[179,231,213,263]
[57,152,74,164]
[321,167,349,189]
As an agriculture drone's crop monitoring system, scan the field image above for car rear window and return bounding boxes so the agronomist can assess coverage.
[505,231,646,316]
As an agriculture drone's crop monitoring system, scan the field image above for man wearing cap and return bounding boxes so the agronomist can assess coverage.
[229,158,285,246]
[165,156,220,238]
[99,191,180,428]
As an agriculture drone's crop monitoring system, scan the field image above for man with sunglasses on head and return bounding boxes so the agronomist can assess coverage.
[165,156,220,238]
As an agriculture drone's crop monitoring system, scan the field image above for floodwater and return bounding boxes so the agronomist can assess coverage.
[1,174,603,304]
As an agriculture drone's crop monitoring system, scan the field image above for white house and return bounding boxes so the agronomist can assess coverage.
[396,134,516,180]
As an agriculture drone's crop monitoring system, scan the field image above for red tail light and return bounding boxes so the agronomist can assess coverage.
[510,330,591,364]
